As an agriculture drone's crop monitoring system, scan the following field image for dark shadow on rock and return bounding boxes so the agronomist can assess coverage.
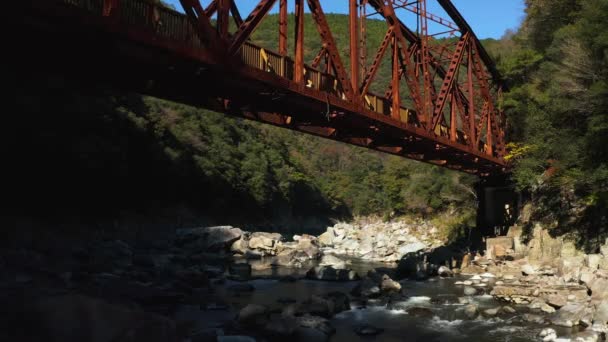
[395,226,485,280]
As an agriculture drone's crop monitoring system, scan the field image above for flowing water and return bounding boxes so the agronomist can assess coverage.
[211,259,579,341]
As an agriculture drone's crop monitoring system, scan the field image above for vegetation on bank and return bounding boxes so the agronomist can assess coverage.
[486,0,608,246]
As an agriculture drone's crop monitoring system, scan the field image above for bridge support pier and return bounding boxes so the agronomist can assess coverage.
[476,177,520,237]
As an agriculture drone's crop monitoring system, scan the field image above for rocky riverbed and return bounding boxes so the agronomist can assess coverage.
[1,219,607,341]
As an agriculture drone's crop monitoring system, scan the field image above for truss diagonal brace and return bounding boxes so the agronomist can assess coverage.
[306,0,355,100]
[179,0,226,56]
[228,0,278,57]
[430,32,470,132]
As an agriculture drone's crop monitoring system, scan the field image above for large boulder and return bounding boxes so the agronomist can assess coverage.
[248,232,282,253]
[592,301,608,331]
[558,256,585,282]
[600,238,608,257]
[238,304,269,328]
[397,241,426,256]
[587,276,608,302]
[319,254,347,269]
[586,254,602,270]
[176,226,242,251]
[380,274,401,293]
[550,303,593,327]
[317,230,334,247]
[486,237,513,260]
[463,304,478,319]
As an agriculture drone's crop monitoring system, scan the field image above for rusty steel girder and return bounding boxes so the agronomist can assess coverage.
[17,0,508,176]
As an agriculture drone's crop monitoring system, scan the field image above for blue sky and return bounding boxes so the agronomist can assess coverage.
[165,0,525,39]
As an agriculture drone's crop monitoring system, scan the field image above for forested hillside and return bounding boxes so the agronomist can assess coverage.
[8,13,477,233]
[487,0,608,244]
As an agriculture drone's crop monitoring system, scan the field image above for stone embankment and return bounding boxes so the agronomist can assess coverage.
[450,223,608,342]
[229,218,443,262]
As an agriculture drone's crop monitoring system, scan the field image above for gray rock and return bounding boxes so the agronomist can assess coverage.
[457,297,470,305]
[464,286,477,296]
[354,324,384,336]
[550,303,590,327]
[586,254,602,270]
[502,306,516,314]
[593,301,608,327]
[600,239,608,257]
[397,241,427,256]
[317,231,334,247]
[521,264,536,276]
[573,330,601,342]
[380,274,402,293]
[238,304,268,327]
[588,277,608,301]
[230,237,248,255]
[546,294,567,309]
[541,304,556,314]
[306,266,359,282]
[248,235,277,251]
[559,256,585,282]
[484,307,500,317]
[464,304,478,319]
[538,328,557,342]
[523,313,546,324]
[438,266,454,277]
[319,254,346,269]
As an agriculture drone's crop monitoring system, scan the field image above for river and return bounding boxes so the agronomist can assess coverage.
[199,258,581,341]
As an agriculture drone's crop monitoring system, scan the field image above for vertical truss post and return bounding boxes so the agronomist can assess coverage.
[359,0,368,82]
[217,0,231,39]
[450,93,457,141]
[486,104,493,155]
[419,0,432,130]
[350,0,360,100]
[391,35,401,120]
[279,0,287,55]
[294,0,305,83]
[467,41,476,149]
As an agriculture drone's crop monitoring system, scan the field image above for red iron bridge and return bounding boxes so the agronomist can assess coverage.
[15,0,508,176]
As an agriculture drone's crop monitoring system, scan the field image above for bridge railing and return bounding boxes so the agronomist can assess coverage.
[58,0,435,129]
